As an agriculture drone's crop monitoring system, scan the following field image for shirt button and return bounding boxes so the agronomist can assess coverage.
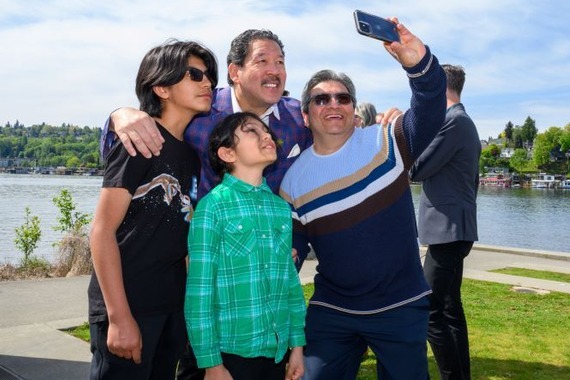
[238,225,243,230]
[262,234,266,238]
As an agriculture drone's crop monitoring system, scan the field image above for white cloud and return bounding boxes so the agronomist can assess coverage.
[1,0,569,139]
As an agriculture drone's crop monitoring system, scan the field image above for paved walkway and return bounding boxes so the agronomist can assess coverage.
[1,245,570,379]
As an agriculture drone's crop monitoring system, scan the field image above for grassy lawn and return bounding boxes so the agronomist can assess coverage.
[490,267,570,283]
[66,321,90,342]
[69,277,570,380]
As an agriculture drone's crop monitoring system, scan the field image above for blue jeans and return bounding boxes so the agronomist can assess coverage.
[303,298,430,380]
[423,241,473,380]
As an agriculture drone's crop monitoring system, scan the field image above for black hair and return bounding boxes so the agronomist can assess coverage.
[208,112,278,177]
[226,29,284,86]
[135,39,218,117]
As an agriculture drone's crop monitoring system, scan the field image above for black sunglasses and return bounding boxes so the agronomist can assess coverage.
[186,66,211,83]
[309,93,354,107]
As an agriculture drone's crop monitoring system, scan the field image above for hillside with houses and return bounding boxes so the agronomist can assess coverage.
[1,117,569,181]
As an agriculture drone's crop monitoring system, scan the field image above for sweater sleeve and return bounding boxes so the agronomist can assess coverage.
[398,47,447,165]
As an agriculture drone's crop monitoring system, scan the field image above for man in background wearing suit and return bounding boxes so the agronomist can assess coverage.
[409,64,481,380]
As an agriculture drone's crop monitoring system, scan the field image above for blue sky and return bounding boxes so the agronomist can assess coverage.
[1,0,570,141]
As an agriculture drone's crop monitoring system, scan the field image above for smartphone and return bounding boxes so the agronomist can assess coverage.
[353,10,400,43]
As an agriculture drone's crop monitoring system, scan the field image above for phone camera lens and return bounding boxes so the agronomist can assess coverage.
[359,22,371,33]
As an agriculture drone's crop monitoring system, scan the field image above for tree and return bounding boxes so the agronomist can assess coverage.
[480,144,501,169]
[52,189,92,234]
[509,148,530,173]
[51,189,93,276]
[0,122,102,169]
[40,140,55,156]
[66,156,82,168]
[511,126,523,149]
[520,116,538,147]
[0,139,14,157]
[14,207,42,267]
[559,123,570,153]
[504,121,514,142]
[532,127,563,168]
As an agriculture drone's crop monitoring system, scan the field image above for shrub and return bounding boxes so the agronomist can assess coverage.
[52,230,92,277]
[52,189,93,276]
[11,207,51,279]
[14,207,43,267]
[52,189,92,234]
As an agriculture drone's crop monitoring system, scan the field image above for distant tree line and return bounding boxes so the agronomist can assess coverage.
[0,121,101,168]
[2,116,569,175]
[481,116,570,175]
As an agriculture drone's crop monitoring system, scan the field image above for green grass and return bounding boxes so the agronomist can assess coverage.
[305,280,570,379]
[457,279,570,380]
[64,321,90,342]
[490,267,570,283]
[70,279,570,380]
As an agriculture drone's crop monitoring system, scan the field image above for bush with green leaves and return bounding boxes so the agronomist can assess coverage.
[52,189,92,234]
[14,206,49,272]
[52,189,93,276]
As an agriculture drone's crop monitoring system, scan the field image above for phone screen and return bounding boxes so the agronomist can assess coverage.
[354,10,400,43]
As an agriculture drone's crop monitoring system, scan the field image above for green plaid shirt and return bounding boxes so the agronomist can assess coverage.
[184,174,306,368]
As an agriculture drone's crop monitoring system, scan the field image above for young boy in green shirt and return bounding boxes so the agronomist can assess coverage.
[184,112,306,380]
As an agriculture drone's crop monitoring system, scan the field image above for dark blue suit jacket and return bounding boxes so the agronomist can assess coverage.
[409,103,481,245]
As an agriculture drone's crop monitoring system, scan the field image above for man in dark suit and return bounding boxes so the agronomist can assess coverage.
[409,64,481,380]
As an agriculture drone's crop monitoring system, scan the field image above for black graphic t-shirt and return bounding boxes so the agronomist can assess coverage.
[88,122,200,323]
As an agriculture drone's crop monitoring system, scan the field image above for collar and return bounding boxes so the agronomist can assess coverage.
[446,102,463,114]
[230,87,281,124]
[222,172,273,194]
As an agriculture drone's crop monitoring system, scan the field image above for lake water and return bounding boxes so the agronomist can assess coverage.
[1,174,569,264]
[1,174,102,264]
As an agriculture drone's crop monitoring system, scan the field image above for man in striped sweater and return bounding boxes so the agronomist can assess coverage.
[279,17,446,380]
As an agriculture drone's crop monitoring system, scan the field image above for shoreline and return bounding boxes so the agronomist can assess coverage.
[0,169,104,176]
[4,244,570,283]
[2,175,570,263]
[5,239,570,267]
[471,243,570,261]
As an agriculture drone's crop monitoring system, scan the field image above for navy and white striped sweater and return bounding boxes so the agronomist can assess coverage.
[279,51,446,313]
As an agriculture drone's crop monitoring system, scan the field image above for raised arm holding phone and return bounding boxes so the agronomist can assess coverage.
[278,15,446,379]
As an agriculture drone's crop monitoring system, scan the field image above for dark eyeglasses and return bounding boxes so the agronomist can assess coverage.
[309,93,354,107]
[186,67,211,83]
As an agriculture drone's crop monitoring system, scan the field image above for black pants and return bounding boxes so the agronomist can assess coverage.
[176,348,286,380]
[221,353,287,380]
[423,241,473,380]
[90,311,186,380]
[175,344,204,380]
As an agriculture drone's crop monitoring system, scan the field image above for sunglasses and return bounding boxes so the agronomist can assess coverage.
[309,93,355,107]
[186,66,211,83]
